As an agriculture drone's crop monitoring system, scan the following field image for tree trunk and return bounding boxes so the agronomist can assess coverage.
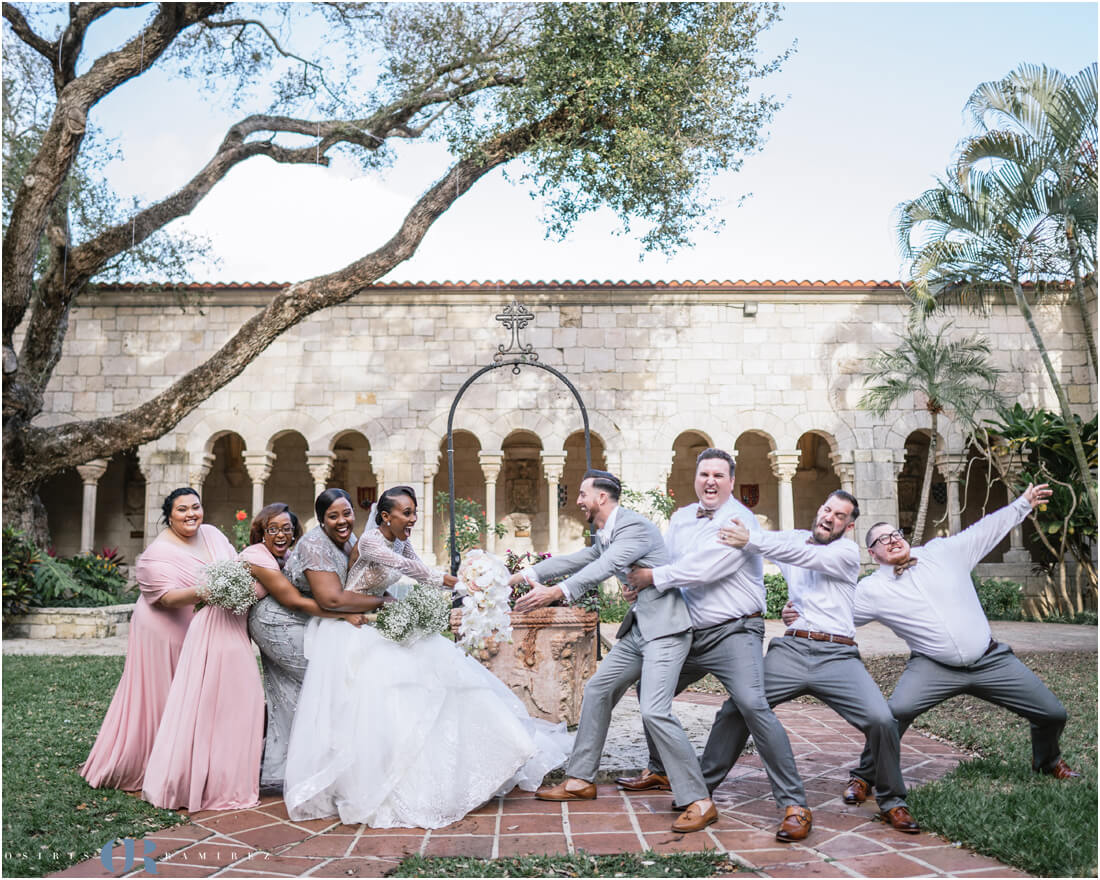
[1066,226,1097,371]
[2,479,50,547]
[1012,282,1099,514]
[911,413,938,545]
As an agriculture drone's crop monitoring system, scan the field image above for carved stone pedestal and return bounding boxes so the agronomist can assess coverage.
[450,606,598,727]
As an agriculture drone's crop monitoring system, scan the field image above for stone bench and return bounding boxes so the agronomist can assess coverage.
[2,603,135,640]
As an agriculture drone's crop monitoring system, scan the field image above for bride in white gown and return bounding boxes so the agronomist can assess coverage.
[283,486,572,828]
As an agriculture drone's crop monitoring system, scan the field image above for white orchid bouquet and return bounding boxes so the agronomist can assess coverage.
[455,549,513,654]
[198,559,257,615]
[374,583,452,645]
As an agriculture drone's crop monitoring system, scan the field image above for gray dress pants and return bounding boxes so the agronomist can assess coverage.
[645,616,806,808]
[852,642,1068,780]
[701,636,907,810]
[567,623,708,806]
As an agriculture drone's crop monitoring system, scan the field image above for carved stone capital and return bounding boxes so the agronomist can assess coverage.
[306,450,336,485]
[542,452,567,483]
[768,450,801,482]
[242,451,276,484]
[479,450,504,483]
[75,458,109,485]
[189,452,216,488]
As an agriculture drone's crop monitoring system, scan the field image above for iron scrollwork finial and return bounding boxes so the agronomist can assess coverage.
[493,299,539,374]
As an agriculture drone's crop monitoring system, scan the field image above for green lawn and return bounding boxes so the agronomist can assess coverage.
[861,651,1097,878]
[2,656,185,878]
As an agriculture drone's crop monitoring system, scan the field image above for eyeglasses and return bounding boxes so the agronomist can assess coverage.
[265,526,296,536]
[870,530,905,549]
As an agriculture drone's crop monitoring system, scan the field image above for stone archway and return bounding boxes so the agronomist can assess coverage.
[734,430,778,529]
[561,430,608,553]
[203,432,250,534]
[329,430,377,535]
[793,431,841,530]
[667,430,712,508]
[897,430,948,544]
[433,430,483,559]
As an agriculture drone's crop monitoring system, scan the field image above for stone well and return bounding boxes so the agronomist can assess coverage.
[2,603,135,640]
[450,606,598,727]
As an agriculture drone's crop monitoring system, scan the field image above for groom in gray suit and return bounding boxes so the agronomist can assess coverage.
[511,469,717,832]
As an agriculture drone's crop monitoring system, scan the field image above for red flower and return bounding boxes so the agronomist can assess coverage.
[235,510,248,521]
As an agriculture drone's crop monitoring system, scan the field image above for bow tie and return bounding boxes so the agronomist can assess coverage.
[696,507,716,520]
[893,558,918,577]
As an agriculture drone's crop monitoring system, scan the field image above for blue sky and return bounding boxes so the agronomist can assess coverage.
[79,2,1099,284]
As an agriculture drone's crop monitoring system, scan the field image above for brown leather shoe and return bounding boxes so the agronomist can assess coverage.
[615,769,672,791]
[1036,759,1081,779]
[670,800,717,833]
[879,805,920,833]
[535,779,597,801]
[843,776,871,804]
[775,805,812,842]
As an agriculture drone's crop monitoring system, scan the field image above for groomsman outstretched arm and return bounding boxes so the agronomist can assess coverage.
[849,483,1079,795]
[624,449,812,843]
[710,491,919,834]
[511,470,717,833]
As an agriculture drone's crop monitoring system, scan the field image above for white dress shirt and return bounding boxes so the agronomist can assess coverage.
[746,530,861,638]
[854,496,1033,665]
[596,505,619,548]
[652,498,765,628]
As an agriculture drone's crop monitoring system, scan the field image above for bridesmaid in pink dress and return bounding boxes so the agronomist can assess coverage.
[142,503,365,811]
[81,488,231,791]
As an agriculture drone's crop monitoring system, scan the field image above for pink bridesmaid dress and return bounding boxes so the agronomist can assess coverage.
[141,541,268,811]
[80,524,231,791]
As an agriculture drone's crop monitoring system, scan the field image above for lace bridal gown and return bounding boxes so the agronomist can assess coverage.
[283,529,572,828]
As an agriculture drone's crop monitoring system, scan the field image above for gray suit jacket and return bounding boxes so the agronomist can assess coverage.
[529,506,692,642]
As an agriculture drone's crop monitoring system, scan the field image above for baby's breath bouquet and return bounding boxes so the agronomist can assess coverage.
[198,559,257,615]
[374,583,452,645]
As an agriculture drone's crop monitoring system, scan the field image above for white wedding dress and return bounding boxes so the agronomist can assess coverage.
[283,530,572,828]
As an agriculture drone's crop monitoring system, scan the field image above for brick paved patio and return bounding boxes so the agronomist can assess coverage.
[52,693,1029,878]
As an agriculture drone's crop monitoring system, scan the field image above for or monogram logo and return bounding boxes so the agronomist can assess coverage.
[100,838,157,874]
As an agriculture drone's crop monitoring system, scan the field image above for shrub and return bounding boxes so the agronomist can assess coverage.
[972,575,1023,621]
[764,573,788,619]
[2,528,40,616]
[437,494,507,554]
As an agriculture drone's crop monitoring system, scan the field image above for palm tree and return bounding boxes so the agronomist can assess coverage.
[898,165,1098,515]
[958,63,1098,369]
[860,323,1003,544]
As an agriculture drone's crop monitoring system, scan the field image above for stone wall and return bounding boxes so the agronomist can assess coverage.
[29,281,1096,572]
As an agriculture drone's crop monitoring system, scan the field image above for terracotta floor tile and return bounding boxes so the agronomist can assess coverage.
[307,857,404,877]
[902,845,1013,872]
[224,823,311,851]
[125,865,216,878]
[759,858,853,876]
[501,798,566,814]
[841,851,947,877]
[564,796,628,813]
[809,808,877,832]
[642,831,722,854]
[145,825,214,843]
[49,857,124,878]
[621,793,678,813]
[162,840,256,867]
[422,836,494,858]
[570,833,646,855]
[465,801,502,816]
[567,811,635,833]
[278,835,356,858]
[255,801,291,820]
[350,835,424,858]
[288,817,341,833]
[198,810,275,834]
[633,811,685,833]
[712,828,786,851]
[496,834,568,856]
[226,853,325,875]
[355,825,426,837]
[499,814,561,834]
[954,867,1031,877]
[434,814,497,835]
[815,833,890,859]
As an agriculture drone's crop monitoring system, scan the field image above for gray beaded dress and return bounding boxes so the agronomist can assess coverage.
[247,525,355,790]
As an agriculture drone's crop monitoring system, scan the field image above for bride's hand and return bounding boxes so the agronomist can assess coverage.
[443,574,458,589]
[341,613,366,627]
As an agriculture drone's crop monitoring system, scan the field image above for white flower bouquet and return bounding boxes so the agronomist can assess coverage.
[374,583,452,645]
[454,549,513,654]
[198,559,257,615]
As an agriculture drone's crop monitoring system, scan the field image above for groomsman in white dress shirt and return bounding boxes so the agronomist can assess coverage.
[623,449,812,842]
[848,482,1080,795]
[711,490,919,833]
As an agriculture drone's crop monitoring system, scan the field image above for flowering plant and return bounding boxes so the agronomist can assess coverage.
[198,559,257,615]
[436,494,508,554]
[374,583,452,645]
[232,509,250,551]
[454,549,513,653]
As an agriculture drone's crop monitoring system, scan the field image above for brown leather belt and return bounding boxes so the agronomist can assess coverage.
[785,628,857,647]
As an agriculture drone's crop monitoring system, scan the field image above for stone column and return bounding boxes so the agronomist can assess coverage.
[936,451,969,535]
[140,447,192,548]
[306,450,336,500]
[479,450,504,554]
[75,459,109,554]
[542,453,567,555]
[769,450,801,531]
[829,451,857,496]
[189,452,216,493]
[996,452,1032,563]
[422,457,440,564]
[242,451,275,517]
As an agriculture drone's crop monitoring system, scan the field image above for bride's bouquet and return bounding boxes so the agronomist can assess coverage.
[454,549,513,654]
[198,559,257,615]
[374,583,452,645]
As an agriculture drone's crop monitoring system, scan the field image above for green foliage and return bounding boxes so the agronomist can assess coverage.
[232,509,251,552]
[597,584,631,623]
[437,493,508,555]
[620,485,678,524]
[3,656,186,877]
[394,851,738,877]
[1,527,132,613]
[971,575,1023,621]
[763,573,788,619]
